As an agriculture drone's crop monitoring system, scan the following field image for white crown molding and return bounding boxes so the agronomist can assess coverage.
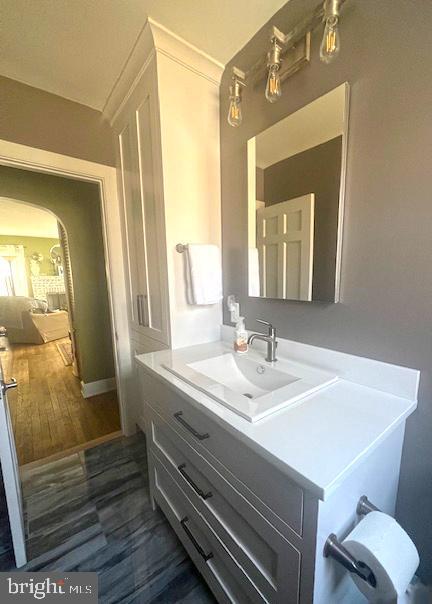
[149,18,224,85]
[102,20,155,124]
[103,18,224,125]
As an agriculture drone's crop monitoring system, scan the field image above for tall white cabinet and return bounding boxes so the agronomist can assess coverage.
[114,59,170,354]
[107,19,223,423]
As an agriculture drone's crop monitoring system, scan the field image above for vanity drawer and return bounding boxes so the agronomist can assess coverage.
[140,370,304,538]
[151,452,269,604]
[148,405,301,603]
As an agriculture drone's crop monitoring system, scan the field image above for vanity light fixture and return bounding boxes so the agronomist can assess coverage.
[320,0,341,63]
[226,0,348,127]
[265,37,283,103]
[227,68,246,128]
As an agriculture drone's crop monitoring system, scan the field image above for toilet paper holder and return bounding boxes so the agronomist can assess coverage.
[323,496,380,588]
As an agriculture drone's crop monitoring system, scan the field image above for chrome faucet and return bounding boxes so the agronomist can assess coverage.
[247,319,278,363]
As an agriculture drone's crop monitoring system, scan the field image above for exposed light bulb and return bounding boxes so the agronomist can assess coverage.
[265,66,282,103]
[320,0,341,63]
[265,38,282,103]
[320,15,340,63]
[227,96,242,127]
[227,76,244,127]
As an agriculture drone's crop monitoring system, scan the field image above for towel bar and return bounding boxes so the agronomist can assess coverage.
[176,243,188,253]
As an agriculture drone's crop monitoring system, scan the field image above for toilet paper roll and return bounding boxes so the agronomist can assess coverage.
[343,511,419,603]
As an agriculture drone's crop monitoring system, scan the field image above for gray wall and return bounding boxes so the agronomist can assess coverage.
[0,165,115,384]
[0,76,115,166]
[220,0,432,582]
[263,136,342,301]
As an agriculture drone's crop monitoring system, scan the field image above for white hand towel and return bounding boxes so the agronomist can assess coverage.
[185,244,222,305]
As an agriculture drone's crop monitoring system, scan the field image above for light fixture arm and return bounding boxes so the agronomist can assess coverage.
[229,67,246,97]
[323,0,341,20]
[267,37,282,70]
[246,0,347,78]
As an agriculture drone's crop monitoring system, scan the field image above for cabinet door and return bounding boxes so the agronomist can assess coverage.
[119,120,145,333]
[118,94,169,345]
[136,96,168,341]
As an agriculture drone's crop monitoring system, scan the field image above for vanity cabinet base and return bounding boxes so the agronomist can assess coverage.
[140,368,406,604]
[146,403,303,603]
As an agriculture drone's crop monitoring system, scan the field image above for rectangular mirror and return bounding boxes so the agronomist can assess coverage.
[247,83,349,302]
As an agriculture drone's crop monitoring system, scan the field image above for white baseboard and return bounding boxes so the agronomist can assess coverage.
[81,377,116,399]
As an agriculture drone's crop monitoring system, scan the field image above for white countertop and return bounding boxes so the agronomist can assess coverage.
[136,340,417,500]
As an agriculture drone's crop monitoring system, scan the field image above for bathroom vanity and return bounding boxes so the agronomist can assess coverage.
[136,328,418,603]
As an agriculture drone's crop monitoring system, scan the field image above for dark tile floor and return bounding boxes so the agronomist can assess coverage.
[0,433,215,603]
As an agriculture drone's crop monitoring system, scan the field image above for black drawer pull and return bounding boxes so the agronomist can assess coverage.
[178,463,212,500]
[174,411,209,440]
[180,516,213,562]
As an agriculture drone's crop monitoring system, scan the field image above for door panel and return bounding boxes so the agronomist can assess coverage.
[0,362,26,567]
[257,194,314,301]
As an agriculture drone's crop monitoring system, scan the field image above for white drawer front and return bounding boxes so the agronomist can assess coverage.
[148,405,301,604]
[151,452,270,604]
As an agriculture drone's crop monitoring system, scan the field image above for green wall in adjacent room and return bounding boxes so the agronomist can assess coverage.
[0,234,60,295]
[0,165,115,385]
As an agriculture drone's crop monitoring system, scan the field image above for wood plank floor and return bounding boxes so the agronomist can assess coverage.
[0,338,121,466]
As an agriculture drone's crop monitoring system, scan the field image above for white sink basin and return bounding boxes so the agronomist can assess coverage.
[163,350,338,422]
[189,354,298,398]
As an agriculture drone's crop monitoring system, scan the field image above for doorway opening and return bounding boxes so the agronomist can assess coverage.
[0,197,121,467]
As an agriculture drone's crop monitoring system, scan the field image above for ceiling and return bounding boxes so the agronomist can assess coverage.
[0,198,59,238]
[0,0,287,111]
[256,84,346,169]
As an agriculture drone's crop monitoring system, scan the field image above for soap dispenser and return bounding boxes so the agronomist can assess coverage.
[234,317,248,354]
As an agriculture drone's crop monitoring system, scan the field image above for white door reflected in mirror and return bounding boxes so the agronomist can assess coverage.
[256,193,314,301]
